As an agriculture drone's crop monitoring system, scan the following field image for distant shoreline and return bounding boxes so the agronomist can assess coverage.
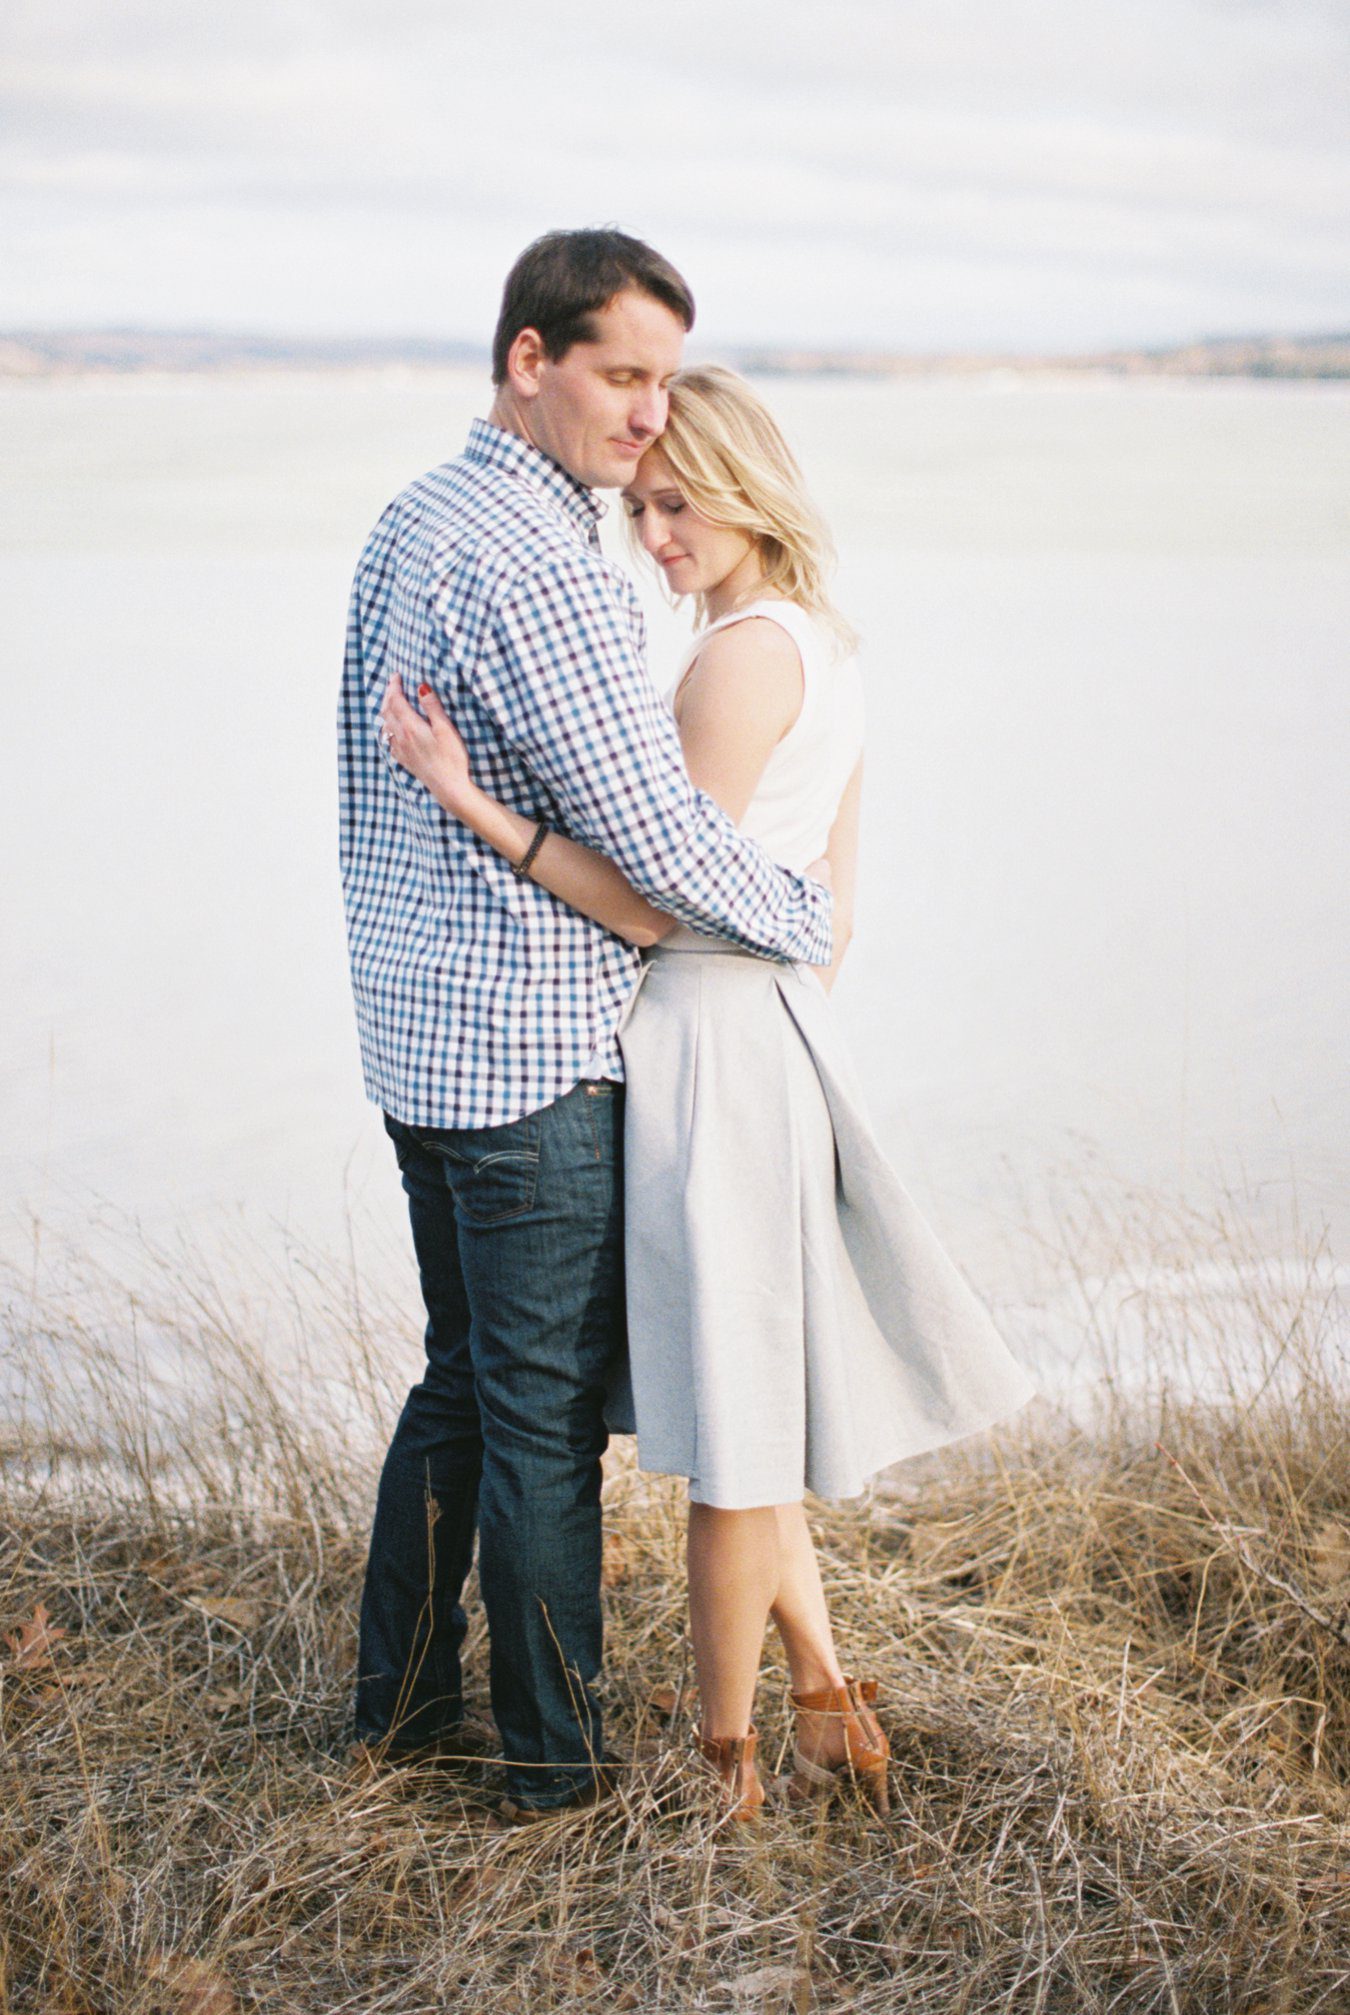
[2,328,1348,382]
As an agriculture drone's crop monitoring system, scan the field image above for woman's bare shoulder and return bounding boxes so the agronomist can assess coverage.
[676,615,803,727]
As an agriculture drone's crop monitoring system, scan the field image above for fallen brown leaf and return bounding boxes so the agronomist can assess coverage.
[37,1665,104,1702]
[157,1561,225,1593]
[1308,1519,1350,1592]
[146,1952,237,2015]
[190,1597,264,1631]
[544,1945,606,1997]
[5,1602,66,1672]
[601,1532,631,1586]
[715,1965,811,2004]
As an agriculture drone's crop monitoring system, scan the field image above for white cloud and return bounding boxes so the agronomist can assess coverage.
[2,0,1347,347]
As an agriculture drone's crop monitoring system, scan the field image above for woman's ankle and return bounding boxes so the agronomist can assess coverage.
[787,1658,849,1700]
[698,1711,757,1744]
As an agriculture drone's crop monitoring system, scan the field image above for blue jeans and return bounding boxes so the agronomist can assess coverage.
[355,1079,626,1809]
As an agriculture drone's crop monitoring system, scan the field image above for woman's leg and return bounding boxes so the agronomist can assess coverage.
[769,1503,846,1691]
[769,1502,854,1769]
[686,1503,779,1737]
[687,1502,848,1731]
[686,1501,871,1775]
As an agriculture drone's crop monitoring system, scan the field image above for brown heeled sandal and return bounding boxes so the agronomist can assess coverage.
[695,1724,767,1820]
[787,1676,891,1815]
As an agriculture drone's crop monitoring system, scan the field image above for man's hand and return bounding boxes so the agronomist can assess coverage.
[381,676,475,817]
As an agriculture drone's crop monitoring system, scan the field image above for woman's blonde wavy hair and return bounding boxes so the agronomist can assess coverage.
[632,364,858,656]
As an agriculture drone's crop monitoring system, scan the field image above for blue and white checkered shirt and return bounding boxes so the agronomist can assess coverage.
[339,418,833,1129]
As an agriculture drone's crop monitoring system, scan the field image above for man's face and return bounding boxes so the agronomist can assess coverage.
[517,288,686,490]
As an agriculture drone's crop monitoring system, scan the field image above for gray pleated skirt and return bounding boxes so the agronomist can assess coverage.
[605,929,1037,1508]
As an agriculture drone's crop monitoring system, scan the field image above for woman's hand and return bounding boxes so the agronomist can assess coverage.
[805,854,833,890]
[381,676,474,815]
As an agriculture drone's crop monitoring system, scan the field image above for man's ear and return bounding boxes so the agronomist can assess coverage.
[505,326,547,400]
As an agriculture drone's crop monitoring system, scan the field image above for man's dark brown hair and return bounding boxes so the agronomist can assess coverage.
[491,228,696,385]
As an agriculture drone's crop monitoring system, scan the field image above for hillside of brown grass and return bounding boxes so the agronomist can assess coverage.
[2,1198,1347,2013]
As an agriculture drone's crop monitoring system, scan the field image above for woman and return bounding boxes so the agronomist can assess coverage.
[381,365,1036,1819]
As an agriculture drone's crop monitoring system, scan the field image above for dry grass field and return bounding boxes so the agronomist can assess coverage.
[2,1191,1348,2013]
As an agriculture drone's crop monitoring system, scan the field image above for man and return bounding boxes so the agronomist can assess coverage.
[339,228,832,1818]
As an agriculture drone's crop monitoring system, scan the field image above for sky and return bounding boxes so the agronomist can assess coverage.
[3,0,1349,354]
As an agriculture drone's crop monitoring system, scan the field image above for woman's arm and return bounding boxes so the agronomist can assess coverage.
[816,758,862,993]
[381,616,804,949]
[381,676,673,946]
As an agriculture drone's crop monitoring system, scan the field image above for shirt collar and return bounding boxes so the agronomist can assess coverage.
[464,417,607,539]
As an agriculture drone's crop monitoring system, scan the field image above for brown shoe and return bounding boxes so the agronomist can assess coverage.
[346,1713,499,1775]
[787,1677,890,1815]
[494,1770,615,1827]
[695,1725,767,1821]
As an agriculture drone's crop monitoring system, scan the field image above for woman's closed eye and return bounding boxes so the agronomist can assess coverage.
[627,497,686,520]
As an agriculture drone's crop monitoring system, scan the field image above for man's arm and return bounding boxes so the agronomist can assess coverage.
[466,552,833,965]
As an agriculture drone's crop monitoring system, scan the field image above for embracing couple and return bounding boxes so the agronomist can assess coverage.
[338,228,1034,1823]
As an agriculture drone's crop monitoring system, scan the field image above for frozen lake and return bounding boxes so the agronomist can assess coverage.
[2,369,1347,1345]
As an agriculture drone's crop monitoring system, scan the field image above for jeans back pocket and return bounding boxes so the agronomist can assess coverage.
[412,1113,541,1224]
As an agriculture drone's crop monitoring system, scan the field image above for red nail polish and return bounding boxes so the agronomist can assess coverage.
[418,683,430,698]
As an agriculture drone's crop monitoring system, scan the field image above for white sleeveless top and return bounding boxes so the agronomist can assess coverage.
[672,599,864,871]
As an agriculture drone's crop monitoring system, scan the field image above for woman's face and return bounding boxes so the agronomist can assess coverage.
[623,448,756,599]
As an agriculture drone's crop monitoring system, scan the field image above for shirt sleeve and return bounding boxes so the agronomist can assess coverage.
[468,548,834,965]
